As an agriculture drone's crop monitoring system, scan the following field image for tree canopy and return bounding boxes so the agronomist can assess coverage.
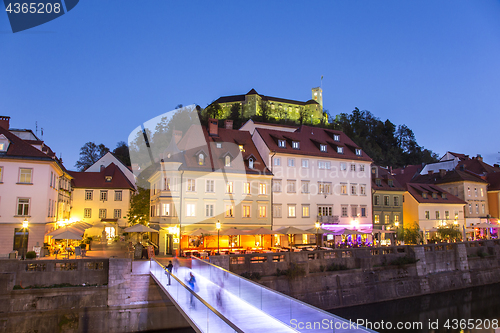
[75,142,109,171]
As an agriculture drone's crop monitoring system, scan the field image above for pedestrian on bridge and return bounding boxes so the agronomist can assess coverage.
[165,261,173,285]
[187,272,197,308]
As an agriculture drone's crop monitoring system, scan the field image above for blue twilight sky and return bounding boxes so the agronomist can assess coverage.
[1,0,499,170]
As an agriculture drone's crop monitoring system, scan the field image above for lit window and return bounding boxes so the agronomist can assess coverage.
[318,161,331,169]
[292,141,300,149]
[226,181,234,193]
[186,204,196,217]
[333,134,340,141]
[17,198,30,216]
[320,144,327,152]
[337,147,343,154]
[340,183,347,195]
[394,214,399,223]
[249,158,254,169]
[225,205,234,217]
[355,149,362,156]
[243,205,251,218]
[243,182,251,194]
[360,185,366,196]
[225,155,231,167]
[163,203,171,216]
[259,205,267,218]
[259,183,267,195]
[239,145,244,151]
[216,143,222,148]
[187,179,196,192]
[278,140,286,148]
[198,153,205,165]
[288,204,296,218]
[302,205,310,218]
[19,168,32,183]
[374,214,380,223]
[480,188,484,197]
[385,215,390,224]
[445,211,450,219]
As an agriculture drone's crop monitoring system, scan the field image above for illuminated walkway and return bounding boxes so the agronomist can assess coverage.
[150,258,374,333]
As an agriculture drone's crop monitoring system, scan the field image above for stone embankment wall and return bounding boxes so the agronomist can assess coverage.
[0,258,189,333]
[210,240,500,310]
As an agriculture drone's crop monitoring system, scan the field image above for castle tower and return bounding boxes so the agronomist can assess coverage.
[312,87,323,108]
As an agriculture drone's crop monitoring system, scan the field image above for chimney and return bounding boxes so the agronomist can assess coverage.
[208,118,218,136]
[224,119,233,130]
[100,165,105,172]
[477,154,483,162]
[174,130,183,144]
[0,116,10,130]
[439,169,446,178]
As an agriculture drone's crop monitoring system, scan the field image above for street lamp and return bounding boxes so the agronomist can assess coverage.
[315,221,320,250]
[21,218,28,260]
[394,222,399,246]
[216,220,221,255]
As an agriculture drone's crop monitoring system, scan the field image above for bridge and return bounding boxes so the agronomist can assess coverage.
[150,257,375,333]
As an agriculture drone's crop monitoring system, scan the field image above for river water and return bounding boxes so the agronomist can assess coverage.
[331,282,500,332]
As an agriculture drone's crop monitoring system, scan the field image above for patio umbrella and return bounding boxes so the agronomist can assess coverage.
[248,227,277,249]
[220,228,249,236]
[474,223,498,228]
[46,226,84,237]
[52,229,83,249]
[305,227,331,234]
[275,226,309,246]
[124,224,159,233]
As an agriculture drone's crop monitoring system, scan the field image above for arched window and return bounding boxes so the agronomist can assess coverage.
[198,153,204,165]
[249,158,254,169]
[225,155,231,167]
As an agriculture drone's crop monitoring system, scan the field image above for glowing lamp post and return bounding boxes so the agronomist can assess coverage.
[394,222,399,245]
[315,221,321,250]
[21,218,29,260]
[216,220,221,255]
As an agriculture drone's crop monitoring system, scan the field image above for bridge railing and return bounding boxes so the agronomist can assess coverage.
[150,259,243,333]
[191,257,374,332]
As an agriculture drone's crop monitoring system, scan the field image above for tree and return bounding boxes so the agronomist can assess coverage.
[229,103,242,128]
[205,102,223,119]
[256,100,270,122]
[113,141,131,166]
[75,142,109,171]
[437,225,462,242]
[399,221,421,245]
[126,187,150,226]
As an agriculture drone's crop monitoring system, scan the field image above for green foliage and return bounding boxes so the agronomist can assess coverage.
[276,263,306,279]
[437,225,463,242]
[127,187,150,226]
[477,250,488,258]
[75,142,109,171]
[256,100,270,122]
[205,102,223,120]
[399,221,421,245]
[25,251,36,259]
[113,141,131,166]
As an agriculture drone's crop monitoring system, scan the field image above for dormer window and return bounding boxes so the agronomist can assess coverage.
[375,179,381,186]
[388,180,393,187]
[0,134,10,152]
[355,149,362,156]
[422,193,428,199]
[333,134,340,141]
[292,141,300,149]
[225,155,231,167]
[216,143,222,149]
[320,144,327,152]
[337,147,343,154]
[239,145,245,152]
[0,143,5,152]
[442,193,447,199]
[249,158,254,169]
[432,193,438,199]
[198,153,205,166]
[105,176,112,182]
[278,140,286,148]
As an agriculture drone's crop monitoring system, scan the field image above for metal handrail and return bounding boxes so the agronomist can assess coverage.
[192,257,376,331]
[152,259,244,333]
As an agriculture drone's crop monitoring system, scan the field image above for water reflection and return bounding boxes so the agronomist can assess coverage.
[331,283,500,332]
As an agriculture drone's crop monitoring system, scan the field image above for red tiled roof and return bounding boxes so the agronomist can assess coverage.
[488,172,500,191]
[255,125,372,162]
[448,152,468,160]
[392,164,423,186]
[0,126,54,160]
[457,158,500,176]
[372,166,405,191]
[406,183,466,205]
[69,163,136,189]
[413,169,488,185]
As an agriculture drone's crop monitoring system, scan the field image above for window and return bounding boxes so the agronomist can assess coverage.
[320,144,327,152]
[445,211,450,219]
[394,214,399,223]
[19,168,32,183]
[287,180,296,193]
[318,161,331,169]
[288,204,296,218]
[341,206,348,217]
[475,204,479,214]
[333,134,340,141]
[151,205,155,217]
[475,188,478,197]
[249,158,254,169]
[480,188,484,197]
[355,149,362,156]
[48,199,51,217]
[385,215,390,224]
[425,211,430,219]
[301,159,309,168]
[238,145,244,152]
[374,195,380,205]
[422,192,428,199]
[272,180,282,192]
[318,205,332,216]
[351,206,358,217]
[388,180,394,187]
[361,206,367,217]
[340,163,347,171]
[206,180,215,193]
[351,184,357,195]
[360,185,366,196]
[360,165,365,172]
[432,193,437,199]
[259,183,267,195]
[273,204,282,218]
[186,204,196,217]
[337,147,344,154]
[99,209,107,219]
[319,182,331,195]
[288,158,295,167]
[243,182,251,194]
[374,214,380,224]
[100,190,108,201]
[243,205,251,218]
[393,196,399,206]
[467,187,471,196]
[226,181,234,193]
[0,167,3,182]
[350,164,356,171]
[375,179,381,187]
[115,191,122,201]
[187,179,196,192]
[85,190,93,201]
[216,143,222,149]
[205,204,214,217]
[274,157,281,166]
[258,205,267,218]
[340,183,347,195]
[302,205,310,218]
[84,208,91,218]
[301,181,310,193]
[198,153,205,165]
[384,196,389,206]
[163,203,171,216]
[435,211,440,219]
[455,211,459,219]
[278,140,286,148]
[469,204,472,214]
[114,209,122,219]
[225,205,234,217]
[482,204,485,214]
[225,155,231,167]
[50,172,53,187]
[292,141,300,149]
